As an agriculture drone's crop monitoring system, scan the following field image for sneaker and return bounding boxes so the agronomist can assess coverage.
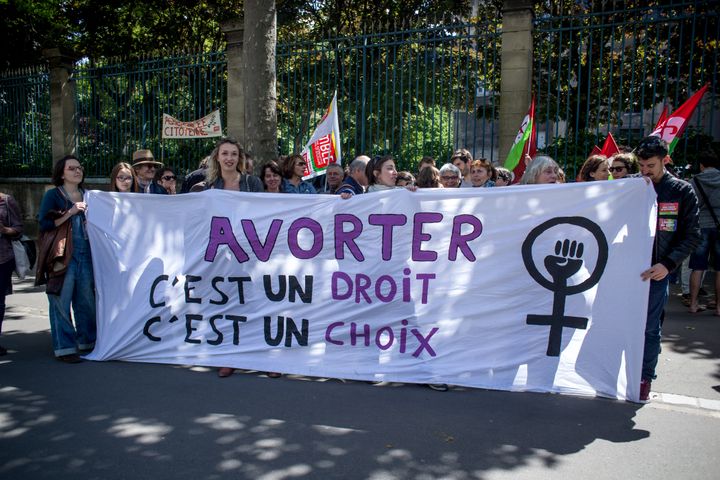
[639,379,651,402]
[427,383,449,392]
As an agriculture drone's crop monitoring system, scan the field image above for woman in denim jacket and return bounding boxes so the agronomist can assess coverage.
[38,156,97,363]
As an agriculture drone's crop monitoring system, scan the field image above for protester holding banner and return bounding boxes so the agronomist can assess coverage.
[109,162,139,193]
[337,155,370,198]
[37,156,97,363]
[0,191,23,356]
[155,167,177,194]
[636,135,700,401]
[366,155,397,192]
[609,153,639,179]
[578,155,610,182]
[281,154,317,194]
[132,149,166,194]
[519,155,560,185]
[469,159,496,188]
[205,139,263,192]
[260,161,284,193]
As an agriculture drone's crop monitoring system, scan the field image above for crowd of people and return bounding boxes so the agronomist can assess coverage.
[1,135,717,402]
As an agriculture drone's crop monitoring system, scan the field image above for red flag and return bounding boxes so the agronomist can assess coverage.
[651,83,710,155]
[505,95,537,183]
[600,132,620,157]
[654,105,668,131]
[590,145,602,156]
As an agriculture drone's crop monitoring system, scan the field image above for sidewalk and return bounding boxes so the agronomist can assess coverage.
[1,275,719,480]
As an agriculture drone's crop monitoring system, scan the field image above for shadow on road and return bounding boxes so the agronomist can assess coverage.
[1,330,649,480]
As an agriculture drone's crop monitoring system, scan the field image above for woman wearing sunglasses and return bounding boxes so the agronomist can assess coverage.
[609,153,639,179]
[37,156,97,364]
[281,154,317,194]
[155,167,177,195]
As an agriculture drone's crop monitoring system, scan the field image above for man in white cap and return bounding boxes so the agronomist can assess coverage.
[132,149,166,194]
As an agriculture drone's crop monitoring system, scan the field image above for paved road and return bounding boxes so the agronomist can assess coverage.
[1,276,719,480]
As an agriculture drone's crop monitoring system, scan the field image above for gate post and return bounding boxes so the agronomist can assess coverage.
[499,0,534,163]
[43,48,77,162]
[222,19,246,146]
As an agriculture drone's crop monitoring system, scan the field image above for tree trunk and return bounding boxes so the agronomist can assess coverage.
[243,0,278,163]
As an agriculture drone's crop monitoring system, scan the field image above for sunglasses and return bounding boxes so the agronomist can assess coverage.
[608,166,626,172]
[161,175,176,181]
[296,162,307,167]
[66,165,84,172]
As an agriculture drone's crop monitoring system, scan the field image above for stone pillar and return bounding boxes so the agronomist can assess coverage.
[43,48,77,161]
[222,20,245,146]
[243,0,278,163]
[499,0,533,161]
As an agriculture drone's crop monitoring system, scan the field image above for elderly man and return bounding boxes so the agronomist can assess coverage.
[337,155,370,197]
[132,149,166,194]
[438,163,461,188]
[320,163,345,194]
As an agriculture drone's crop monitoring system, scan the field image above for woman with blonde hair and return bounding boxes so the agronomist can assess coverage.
[519,155,560,185]
[205,138,263,192]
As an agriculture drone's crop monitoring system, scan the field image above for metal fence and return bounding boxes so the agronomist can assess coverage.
[535,0,719,176]
[0,2,718,178]
[74,51,227,176]
[0,66,51,176]
[277,19,502,172]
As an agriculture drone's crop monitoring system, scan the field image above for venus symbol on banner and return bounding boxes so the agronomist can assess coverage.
[522,217,609,356]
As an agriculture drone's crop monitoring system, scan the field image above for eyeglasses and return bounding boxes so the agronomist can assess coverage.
[608,166,626,173]
[161,175,176,181]
[66,165,84,172]
[117,175,133,182]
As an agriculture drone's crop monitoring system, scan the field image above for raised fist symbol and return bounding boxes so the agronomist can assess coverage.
[544,239,584,284]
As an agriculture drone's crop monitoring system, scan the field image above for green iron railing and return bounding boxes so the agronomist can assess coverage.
[0,3,717,179]
[535,0,718,178]
[0,66,51,177]
[277,19,502,172]
[74,51,227,177]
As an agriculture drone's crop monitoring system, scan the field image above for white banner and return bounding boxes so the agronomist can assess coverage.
[162,110,223,139]
[84,179,656,402]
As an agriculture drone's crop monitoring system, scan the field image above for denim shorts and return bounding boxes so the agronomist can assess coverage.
[689,227,720,270]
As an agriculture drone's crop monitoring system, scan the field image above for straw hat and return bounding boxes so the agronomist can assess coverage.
[132,149,162,167]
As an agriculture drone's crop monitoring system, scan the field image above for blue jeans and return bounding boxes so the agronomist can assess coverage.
[642,277,669,381]
[47,216,96,356]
